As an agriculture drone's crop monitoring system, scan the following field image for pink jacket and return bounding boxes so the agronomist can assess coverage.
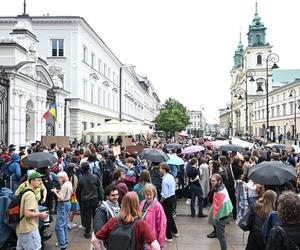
[140,198,167,249]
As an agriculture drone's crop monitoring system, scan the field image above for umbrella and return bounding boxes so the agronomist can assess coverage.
[179,132,188,137]
[182,145,205,154]
[248,161,297,185]
[231,138,254,149]
[216,144,244,152]
[163,143,183,151]
[141,149,169,163]
[83,120,154,136]
[23,152,57,169]
[204,140,228,147]
[266,143,286,150]
[167,154,184,166]
[137,148,151,158]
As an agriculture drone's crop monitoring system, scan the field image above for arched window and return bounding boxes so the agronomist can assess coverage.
[257,54,262,65]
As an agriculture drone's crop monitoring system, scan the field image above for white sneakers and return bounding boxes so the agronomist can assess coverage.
[68,223,77,230]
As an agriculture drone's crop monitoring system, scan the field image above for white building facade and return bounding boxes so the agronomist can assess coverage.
[0,15,68,147]
[0,15,160,143]
[186,110,205,137]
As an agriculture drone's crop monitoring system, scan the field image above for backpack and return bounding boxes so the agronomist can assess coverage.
[7,188,35,224]
[107,219,138,250]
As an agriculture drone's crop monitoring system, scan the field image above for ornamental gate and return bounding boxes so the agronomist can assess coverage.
[0,68,9,146]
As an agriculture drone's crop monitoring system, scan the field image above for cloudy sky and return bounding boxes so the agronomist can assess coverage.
[2,0,300,123]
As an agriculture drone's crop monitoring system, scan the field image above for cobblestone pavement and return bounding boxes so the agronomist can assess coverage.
[45,199,247,250]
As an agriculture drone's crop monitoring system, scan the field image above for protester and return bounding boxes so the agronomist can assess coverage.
[66,163,79,230]
[112,168,128,205]
[246,190,277,250]
[199,158,210,207]
[16,172,48,250]
[208,174,233,250]
[52,171,73,250]
[15,169,47,204]
[133,169,152,202]
[7,153,21,192]
[91,192,160,250]
[140,183,167,250]
[159,162,178,242]
[266,191,300,250]
[77,161,101,239]
[187,157,207,217]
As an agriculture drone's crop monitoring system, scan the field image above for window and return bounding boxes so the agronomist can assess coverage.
[271,97,274,104]
[98,87,101,106]
[91,53,95,68]
[90,123,94,143]
[91,84,95,103]
[257,54,262,65]
[103,90,107,108]
[51,39,64,57]
[113,72,116,83]
[283,92,286,100]
[282,104,286,116]
[271,107,274,118]
[104,64,107,77]
[256,35,261,45]
[108,68,111,80]
[277,95,279,102]
[290,102,294,115]
[276,105,280,116]
[83,79,87,100]
[98,59,102,73]
[82,122,87,142]
[262,109,265,119]
[83,46,88,62]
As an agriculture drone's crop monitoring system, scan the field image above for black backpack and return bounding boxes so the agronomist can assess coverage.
[7,188,35,224]
[107,219,138,250]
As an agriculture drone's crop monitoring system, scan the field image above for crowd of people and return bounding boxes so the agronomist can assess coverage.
[0,137,300,250]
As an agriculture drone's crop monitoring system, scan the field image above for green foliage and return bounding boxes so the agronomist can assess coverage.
[154,98,190,134]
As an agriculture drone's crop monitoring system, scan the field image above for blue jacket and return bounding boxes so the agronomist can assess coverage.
[7,154,21,181]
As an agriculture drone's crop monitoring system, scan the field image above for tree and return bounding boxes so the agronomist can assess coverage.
[154,98,190,135]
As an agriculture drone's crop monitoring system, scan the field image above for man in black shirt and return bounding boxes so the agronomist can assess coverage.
[187,157,207,218]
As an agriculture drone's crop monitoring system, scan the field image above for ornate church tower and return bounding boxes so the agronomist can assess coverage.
[233,33,244,69]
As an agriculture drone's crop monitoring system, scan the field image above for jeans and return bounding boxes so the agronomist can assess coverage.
[190,184,203,216]
[214,218,227,250]
[55,201,71,248]
[162,195,178,239]
[80,198,99,234]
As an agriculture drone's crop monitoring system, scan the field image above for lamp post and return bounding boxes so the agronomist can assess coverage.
[226,102,232,137]
[265,53,279,141]
[289,89,297,145]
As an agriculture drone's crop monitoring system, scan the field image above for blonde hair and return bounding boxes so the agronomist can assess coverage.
[254,190,277,218]
[142,183,157,196]
[57,171,69,182]
[118,192,141,224]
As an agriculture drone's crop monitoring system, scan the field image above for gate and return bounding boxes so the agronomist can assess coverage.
[0,68,9,146]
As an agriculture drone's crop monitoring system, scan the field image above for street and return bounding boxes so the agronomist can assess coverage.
[45,200,247,250]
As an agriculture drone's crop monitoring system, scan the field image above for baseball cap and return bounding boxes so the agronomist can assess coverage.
[28,172,44,181]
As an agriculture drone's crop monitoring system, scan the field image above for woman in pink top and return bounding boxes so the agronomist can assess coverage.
[140,183,167,249]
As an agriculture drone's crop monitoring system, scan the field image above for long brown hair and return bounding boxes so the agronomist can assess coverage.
[118,192,141,223]
[253,190,277,218]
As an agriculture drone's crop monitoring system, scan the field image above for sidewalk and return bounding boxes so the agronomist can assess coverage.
[45,199,247,250]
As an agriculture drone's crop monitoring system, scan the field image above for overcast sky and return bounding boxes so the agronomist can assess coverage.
[2,0,300,123]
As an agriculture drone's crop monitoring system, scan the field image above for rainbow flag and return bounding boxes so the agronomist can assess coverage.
[43,102,58,122]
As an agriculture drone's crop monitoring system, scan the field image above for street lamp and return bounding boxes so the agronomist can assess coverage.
[289,89,297,145]
[256,53,279,142]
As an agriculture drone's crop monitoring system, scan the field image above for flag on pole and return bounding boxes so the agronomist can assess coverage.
[43,102,58,122]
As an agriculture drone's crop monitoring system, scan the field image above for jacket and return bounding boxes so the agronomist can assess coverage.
[140,198,167,249]
[7,154,21,181]
[77,172,100,201]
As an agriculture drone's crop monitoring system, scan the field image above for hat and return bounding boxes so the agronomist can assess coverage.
[9,144,15,149]
[9,147,16,152]
[19,146,26,151]
[28,172,44,181]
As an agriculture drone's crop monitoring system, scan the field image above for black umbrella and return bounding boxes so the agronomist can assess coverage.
[216,144,244,152]
[266,143,286,150]
[141,149,169,163]
[163,143,183,151]
[137,148,151,158]
[248,161,297,185]
[23,152,57,169]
